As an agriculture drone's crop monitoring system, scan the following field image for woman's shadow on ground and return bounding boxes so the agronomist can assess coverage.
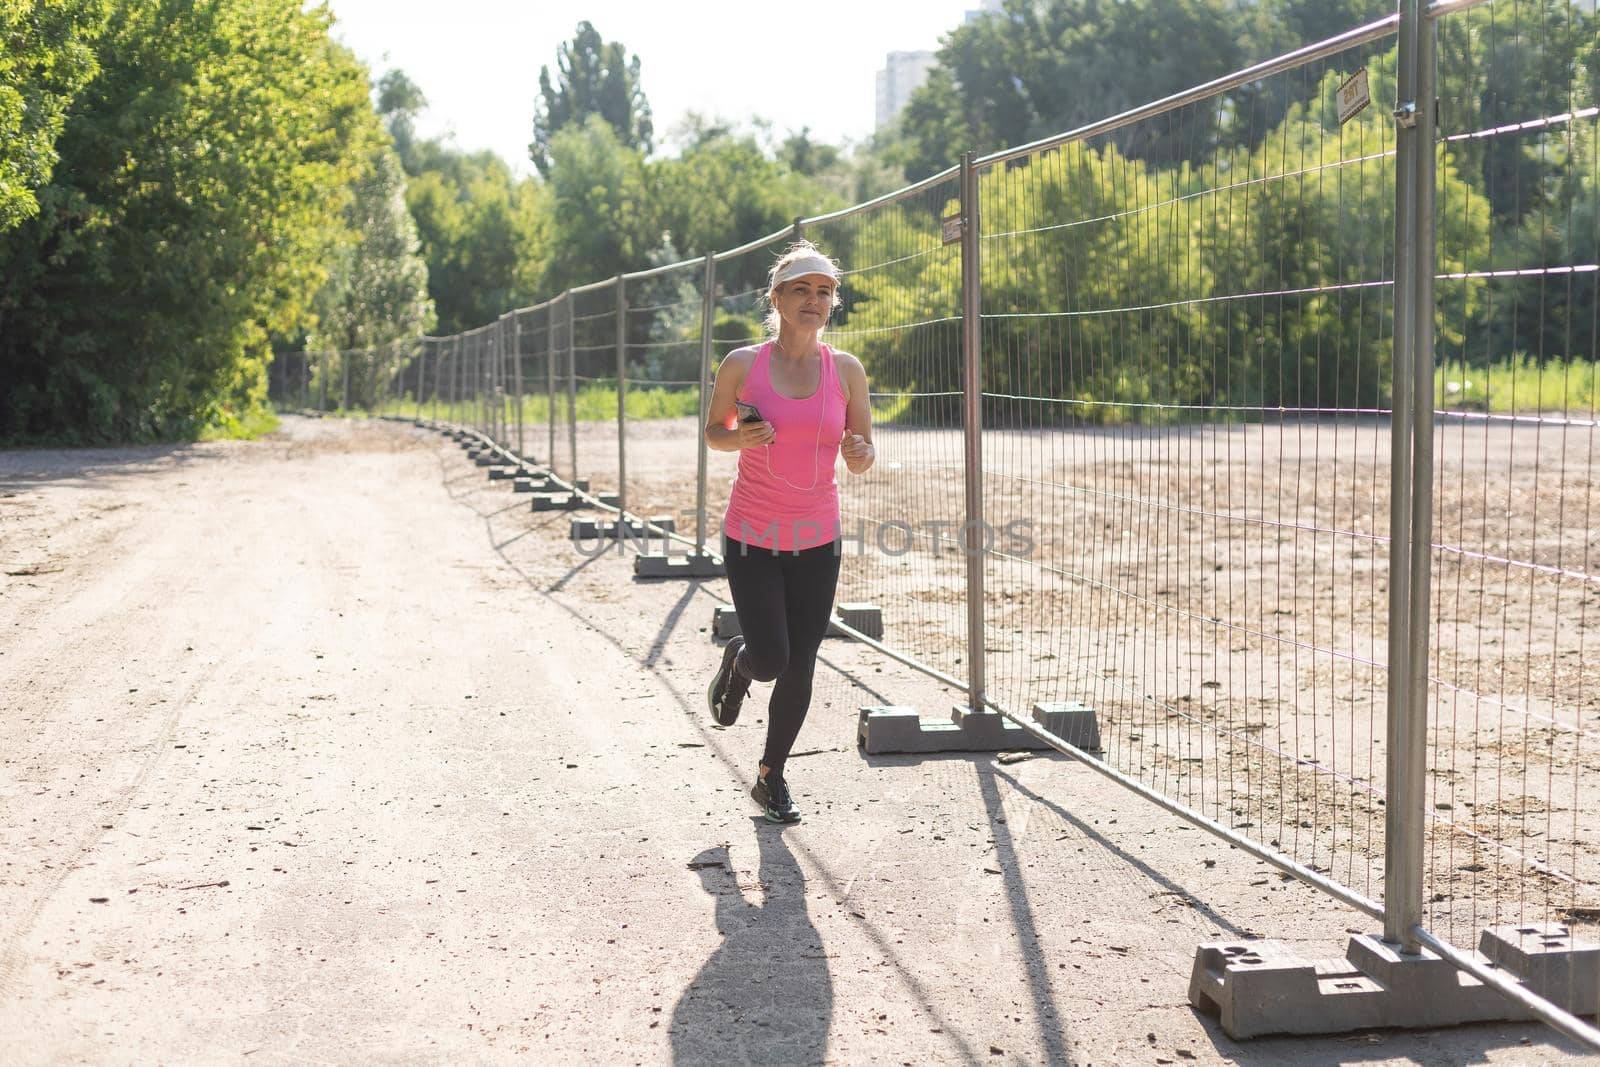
[670,825,833,1065]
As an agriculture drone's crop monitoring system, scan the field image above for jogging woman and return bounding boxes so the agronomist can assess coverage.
[704,241,875,823]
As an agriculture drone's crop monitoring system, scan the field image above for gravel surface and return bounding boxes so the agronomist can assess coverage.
[0,415,1590,1065]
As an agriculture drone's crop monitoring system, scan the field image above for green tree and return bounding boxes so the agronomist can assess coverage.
[898,0,1253,179]
[894,0,1400,183]
[375,67,428,176]
[406,148,542,333]
[652,124,842,267]
[307,143,435,388]
[0,0,111,230]
[1473,6,1600,367]
[1202,60,1491,409]
[0,0,379,441]
[535,114,657,294]
[1435,0,1597,228]
[528,21,652,178]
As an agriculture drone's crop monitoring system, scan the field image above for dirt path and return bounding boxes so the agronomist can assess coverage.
[0,417,1587,1065]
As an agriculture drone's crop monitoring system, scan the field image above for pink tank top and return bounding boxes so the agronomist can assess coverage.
[723,341,849,551]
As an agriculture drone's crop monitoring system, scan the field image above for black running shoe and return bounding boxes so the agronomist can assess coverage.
[751,773,801,824]
[707,636,749,727]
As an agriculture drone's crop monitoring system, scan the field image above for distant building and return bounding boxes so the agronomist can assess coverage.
[964,0,1003,23]
[876,2,1005,133]
[875,51,938,132]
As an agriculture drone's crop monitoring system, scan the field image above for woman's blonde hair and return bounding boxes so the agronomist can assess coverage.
[763,240,842,338]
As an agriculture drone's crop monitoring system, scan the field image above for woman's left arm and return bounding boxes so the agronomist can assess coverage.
[838,353,875,475]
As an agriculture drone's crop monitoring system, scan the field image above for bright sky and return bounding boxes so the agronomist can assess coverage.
[323,0,983,174]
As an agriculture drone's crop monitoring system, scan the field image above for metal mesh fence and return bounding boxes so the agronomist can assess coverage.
[545,294,573,482]
[509,302,548,464]
[569,280,621,494]
[621,258,709,530]
[1425,0,1600,995]
[970,28,1403,907]
[268,349,312,410]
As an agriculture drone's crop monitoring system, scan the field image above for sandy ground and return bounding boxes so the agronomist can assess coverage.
[0,415,1593,1065]
[530,410,1600,949]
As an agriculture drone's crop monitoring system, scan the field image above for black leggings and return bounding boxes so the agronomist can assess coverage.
[723,535,841,779]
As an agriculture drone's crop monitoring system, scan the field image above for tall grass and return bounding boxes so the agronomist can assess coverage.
[1436,356,1600,415]
[200,406,280,440]
[369,384,702,424]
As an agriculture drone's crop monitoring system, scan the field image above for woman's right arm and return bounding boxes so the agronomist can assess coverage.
[704,349,774,452]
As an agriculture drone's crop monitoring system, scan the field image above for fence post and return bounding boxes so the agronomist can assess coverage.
[512,314,524,456]
[566,292,578,482]
[547,301,557,471]
[493,321,503,444]
[616,276,628,516]
[417,339,426,422]
[959,150,986,713]
[696,255,717,557]
[1384,0,1436,955]
[496,316,508,446]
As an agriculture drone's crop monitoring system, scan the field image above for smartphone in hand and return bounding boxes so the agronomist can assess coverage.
[735,400,764,424]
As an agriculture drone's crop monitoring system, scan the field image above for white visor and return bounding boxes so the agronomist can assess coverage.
[771,253,840,289]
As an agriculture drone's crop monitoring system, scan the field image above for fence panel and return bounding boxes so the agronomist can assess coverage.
[1424,0,1600,1010]
[806,175,969,686]
[974,31,1403,906]
[621,258,709,530]
[511,304,548,463]
[570,280,621,494]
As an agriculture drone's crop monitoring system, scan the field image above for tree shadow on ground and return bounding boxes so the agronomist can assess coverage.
[0,443,221,489]
[671,826,833,1066]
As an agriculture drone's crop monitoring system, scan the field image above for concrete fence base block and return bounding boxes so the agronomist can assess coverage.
[635,552,726,579]
[833,603,884,640]
[1478,922,1600,1008]
[529,494,589,512]
[1031,701,1102,752]
[487,467,517,480]
[712,606,741,639]
[857,706,1056,754]
[513,477,557,493]
[570,516,678,540]
[1189,924,1600,1039]
[474,455,509,468]
[713,604,883,641]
